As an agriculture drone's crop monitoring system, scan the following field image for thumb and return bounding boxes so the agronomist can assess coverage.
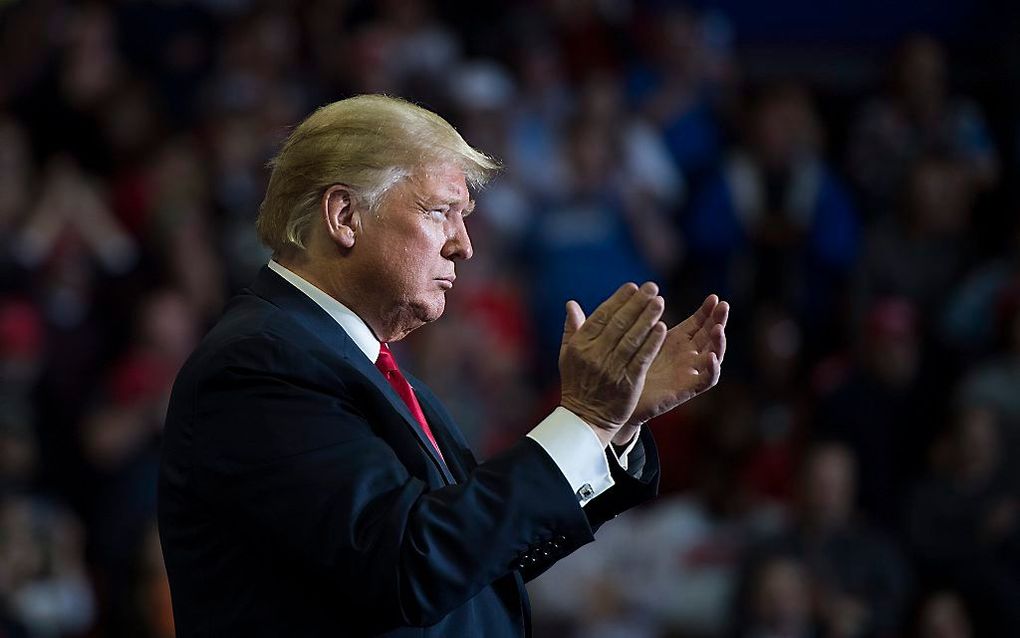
[561,300,585,348]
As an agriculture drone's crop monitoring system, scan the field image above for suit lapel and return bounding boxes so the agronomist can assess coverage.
[248,266,456,485]
[341,342,456,484]
[412,387,471,483]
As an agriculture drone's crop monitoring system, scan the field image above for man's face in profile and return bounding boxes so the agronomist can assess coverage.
[352,162,475,336]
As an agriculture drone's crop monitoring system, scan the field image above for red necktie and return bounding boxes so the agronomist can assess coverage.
[375,344,444,461]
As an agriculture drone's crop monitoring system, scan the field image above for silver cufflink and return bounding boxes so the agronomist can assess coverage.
[577,483,594,502]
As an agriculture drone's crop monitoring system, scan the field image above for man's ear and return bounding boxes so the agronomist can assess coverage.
[321,184,359,249]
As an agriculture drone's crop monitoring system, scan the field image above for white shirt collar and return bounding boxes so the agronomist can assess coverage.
[267,260,381,363]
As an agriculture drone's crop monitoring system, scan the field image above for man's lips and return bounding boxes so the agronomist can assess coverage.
[435,276,455,289]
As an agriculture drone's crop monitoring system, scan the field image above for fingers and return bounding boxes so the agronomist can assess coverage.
[713,300,730,329]
[613,294,665,367]
[578,283,639,340]
[694,294,719,327]
[693,297,730,351]
[712,322,727,365]
[712,301,728,363]
[682,294,719,339]
[691,350,721,392]
[561,300,586,349]
[627,321,667,378]
[594,281,660,349]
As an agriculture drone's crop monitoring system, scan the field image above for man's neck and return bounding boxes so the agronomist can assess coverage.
[273,255,405,343]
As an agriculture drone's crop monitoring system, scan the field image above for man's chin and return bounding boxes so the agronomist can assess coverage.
[421,297,446,323]
[408,296,445,326]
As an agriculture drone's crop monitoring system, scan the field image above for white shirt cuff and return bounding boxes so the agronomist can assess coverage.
[526,407,615,507]
[608,426,642,471]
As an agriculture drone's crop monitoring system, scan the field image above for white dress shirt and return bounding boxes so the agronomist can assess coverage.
[267,260,640,506]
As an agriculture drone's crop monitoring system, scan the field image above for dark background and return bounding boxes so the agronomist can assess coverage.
[1,1,1018,636]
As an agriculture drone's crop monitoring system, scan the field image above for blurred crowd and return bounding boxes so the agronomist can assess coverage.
[0,1,1017,637]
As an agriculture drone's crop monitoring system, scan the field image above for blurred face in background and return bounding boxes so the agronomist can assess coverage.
[954,406,1000,484]
[894,35,947,112]
[138,291,198,364]
[61,4,122,107]
[751,87,820,171]
[906,158,970,234]
[751,557,812,633]
[800,445,856,531]
[918,592,972,638]
[566,118,615,195]
[865,299,920,388]
[578,73,624,124]
[0,119,32,226]
[657,8,704,80]
[752,305,801,390]
[0,419,36,489]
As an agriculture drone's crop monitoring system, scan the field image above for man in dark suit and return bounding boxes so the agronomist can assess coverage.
[158,95,729,637]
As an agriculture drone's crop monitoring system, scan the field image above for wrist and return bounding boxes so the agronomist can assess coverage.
[558,402,617,448]
[612,423,641,448]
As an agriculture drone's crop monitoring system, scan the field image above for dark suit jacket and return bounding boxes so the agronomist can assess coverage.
[158,266,659,637]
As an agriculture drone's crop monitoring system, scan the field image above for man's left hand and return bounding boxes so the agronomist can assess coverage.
[612,295,729,446]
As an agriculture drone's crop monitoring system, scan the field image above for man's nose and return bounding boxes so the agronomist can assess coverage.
[443,215,473,261]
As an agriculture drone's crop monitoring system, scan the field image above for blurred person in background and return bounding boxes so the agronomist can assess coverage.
[737,304,811,504]
[0,299,45,410]
[502,37,573,202]
[906,403,1020,635]
[444,60,526,243]
[685,83,859,345]
[741,443,910,638]
[628,5,734,186]
[0,411,37,497]
[855,153,972,319]
[141,140,227,319]
[848,34,998,218]
[579,72,687,218]
[909,591,973,638]
[0,117,35,292]
[10,158,141,511]
[110,524,174,638]
[11,3,124,176]
[79,289,198,636]
[940,218,1020,355]
[525,110,674,377]
[814,298,940,534]
[0,495,95,638]
[13,158,137,284]
[955,284,1020,437]
[733,554,816,638]
[577,71,686,277]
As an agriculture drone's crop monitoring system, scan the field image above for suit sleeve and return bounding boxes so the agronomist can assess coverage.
[517,426,659,583]
[185,334,596,631]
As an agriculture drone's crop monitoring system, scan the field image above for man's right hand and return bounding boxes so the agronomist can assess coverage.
[558,282,667,447]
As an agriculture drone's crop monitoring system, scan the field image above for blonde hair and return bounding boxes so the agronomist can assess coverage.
[256,94,500,253]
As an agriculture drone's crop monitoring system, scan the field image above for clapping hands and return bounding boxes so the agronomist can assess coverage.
[558,285,728,447]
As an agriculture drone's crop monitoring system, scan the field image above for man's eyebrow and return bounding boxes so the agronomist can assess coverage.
[420,197,475,215]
